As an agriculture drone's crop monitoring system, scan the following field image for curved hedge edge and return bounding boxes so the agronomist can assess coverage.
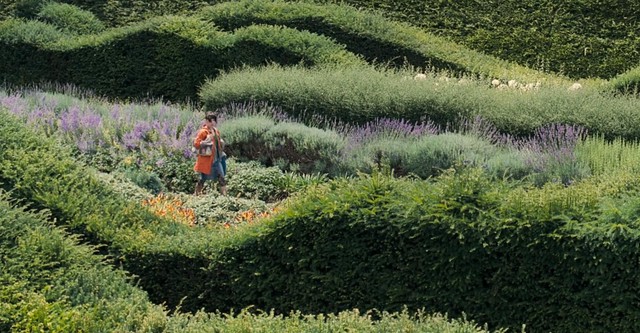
[198,0,580,86]
[0,108,500,333]
[0,15,365,102]
[608,66,640,96]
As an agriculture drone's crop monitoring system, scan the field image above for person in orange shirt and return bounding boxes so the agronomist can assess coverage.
[193,113,227,196]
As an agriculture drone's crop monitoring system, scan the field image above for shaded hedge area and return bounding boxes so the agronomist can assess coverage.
[203,169,640,333]
[0,0,214,26]
[199,0,457,74]
[315,0,640,80]
[0,193,171,332]
[198,0,563,84]
[0,15,363,102]
[3,108,640,332]
[0,194,494,333]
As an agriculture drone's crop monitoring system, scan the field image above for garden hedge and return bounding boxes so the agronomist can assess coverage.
[3,108,640,332]
[314,0,640,79]
[201,65,640,140]
[0,15,363,102]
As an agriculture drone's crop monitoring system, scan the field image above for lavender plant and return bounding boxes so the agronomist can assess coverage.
[0,87,599,189]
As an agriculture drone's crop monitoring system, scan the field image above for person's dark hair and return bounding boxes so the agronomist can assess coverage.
[205,113,218,122]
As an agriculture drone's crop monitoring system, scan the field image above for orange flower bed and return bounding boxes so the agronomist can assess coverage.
[142,193,196,226]
[232,205,281,226]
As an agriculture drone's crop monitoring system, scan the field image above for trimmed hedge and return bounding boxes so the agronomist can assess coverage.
[5,107,640,331]
[0,193,495,333]
[0,15,364,102]
[202,168,640,332]
[36,1,106,35]
[0,110,500,333]
[0,192,170,332]
[199,0,564,85]
[200,65,640,140]
[314,0,640,79]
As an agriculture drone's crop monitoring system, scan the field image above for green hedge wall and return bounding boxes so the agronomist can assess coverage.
[314,0,640,79]
[0,191,493,333]
[1,0,214,26]
[5,107,640,332]
[199,0,560,84]
[202,169,640,332]
[0,193,170,332]
[0,15,363,102]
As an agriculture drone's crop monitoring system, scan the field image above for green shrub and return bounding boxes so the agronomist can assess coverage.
[315,0,640,79]
[0,15,364,102]
[92,169,154,202]
[0,192,170,332]
[404,133,497,178]
[577,135,640,175]
[13,0,46,19]
[226,160,286,202]
[220,115,275,164]
[201,65,640,140]
[37,2,106,35]
[200,0,559,84]
[184,193,269,226]
[119,167,166,195]
[152,154,199,193]
[607,66,640,96]
[0,18,67,44]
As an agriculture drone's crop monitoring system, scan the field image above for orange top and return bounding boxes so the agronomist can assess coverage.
[193,125,222,175]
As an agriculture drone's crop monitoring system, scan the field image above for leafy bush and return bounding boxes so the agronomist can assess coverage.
[120,167,166,194]
[1,15,364,102]
[0,18,67,44]
[92,169,154,202]
[184,193,269,226]
[37,2,106,35]
[201,65,640,141]
[226,160,286,202]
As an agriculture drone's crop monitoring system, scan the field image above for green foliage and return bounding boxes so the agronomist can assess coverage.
[404,133,497,178]
[275,171,329,194]
[201,65,640,141]
[202,65,475,127]
[121,167,166,194]
[608,66,640,96]
[0,193,170,332]
[37,2,106,35]
[0,15,364,102]
[202,167,640,332]
[483,150,534,181]
[0,17,67,44]
[92,169,154,202]
[184,193,269,226]
[13,0,47,19]
[200,0,559,84]
[316,0,640,79]
[221,115,345,175]
[152,154,198,193]
[226,160,286,202]
[577,135,640,175]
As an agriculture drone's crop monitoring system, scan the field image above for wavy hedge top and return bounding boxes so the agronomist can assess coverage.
[0,14,364,101]
[199,0,576,86]
[314,0,640,79]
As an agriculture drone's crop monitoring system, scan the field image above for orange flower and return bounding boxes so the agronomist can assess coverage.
[141,194,196,226]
